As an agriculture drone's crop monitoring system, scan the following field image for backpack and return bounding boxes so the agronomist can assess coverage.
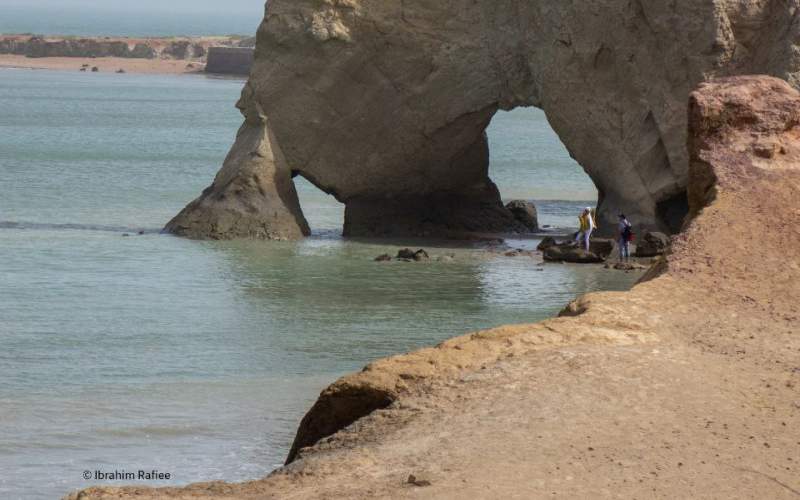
[622,222,633,242]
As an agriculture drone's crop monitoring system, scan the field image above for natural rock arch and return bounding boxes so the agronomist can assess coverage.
[166,0,800,240]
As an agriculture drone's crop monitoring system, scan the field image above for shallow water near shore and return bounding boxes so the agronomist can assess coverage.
[0,68,641,499]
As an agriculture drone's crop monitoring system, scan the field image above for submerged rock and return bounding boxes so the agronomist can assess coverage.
[395,248,429,261]
[605,262,648,271]
[396,248,417,259]
[374,254,392,262]
[504,248,536,258]
[412,249,430,261]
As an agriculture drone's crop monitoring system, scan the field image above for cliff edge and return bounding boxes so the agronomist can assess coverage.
[70,76,799,499]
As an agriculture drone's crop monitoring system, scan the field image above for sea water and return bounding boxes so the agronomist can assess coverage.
[0,68,637,499]
[1,4,262,38]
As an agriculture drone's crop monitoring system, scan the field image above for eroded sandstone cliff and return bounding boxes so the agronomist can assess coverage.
[71,75,800,499]
[167,0,800,239]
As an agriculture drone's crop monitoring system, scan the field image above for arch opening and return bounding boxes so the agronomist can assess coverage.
[486,106,599,233]
[292,173,346,237]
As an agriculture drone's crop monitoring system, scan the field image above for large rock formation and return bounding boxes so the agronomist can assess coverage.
[69,75,800,499]
[204,47,254,76]
[166,0,800,240]
[165,94,310,240]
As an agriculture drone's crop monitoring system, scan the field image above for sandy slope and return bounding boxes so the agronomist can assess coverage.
[66,76,800,499]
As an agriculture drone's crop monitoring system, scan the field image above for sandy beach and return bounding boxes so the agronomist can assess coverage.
[0,34,254,75]
[0,54,205,75]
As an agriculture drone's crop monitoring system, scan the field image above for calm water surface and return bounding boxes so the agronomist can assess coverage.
[0,68,637,499]
[2,4,261,37]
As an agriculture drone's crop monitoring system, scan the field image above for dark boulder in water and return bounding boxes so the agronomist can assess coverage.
[588,238,616,258]
[541,238,615,263]
[504,200,538,231]
[543,246,604,264]
[395,248,430,261]
[635,232,670,257]
[412,249,430,261]
[396,248,417,259]
[537,236,557,251]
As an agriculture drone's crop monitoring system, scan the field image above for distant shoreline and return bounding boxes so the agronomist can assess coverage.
[0,54,207,75]
[0,34,254,75]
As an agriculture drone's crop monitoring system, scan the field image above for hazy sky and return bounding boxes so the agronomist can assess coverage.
[2,0,267,36]
[6,0,265,15]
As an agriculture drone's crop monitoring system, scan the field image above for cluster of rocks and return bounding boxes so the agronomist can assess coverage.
[537,231,670,264]
[372,231,671,267]
[77,64,126,73]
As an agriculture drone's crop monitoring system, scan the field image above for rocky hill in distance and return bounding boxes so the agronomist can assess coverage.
[0,34,255,75]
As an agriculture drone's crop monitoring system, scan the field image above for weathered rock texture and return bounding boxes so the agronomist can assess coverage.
[504,200,539,231]
[204,47,254,76]
[167,0,800,240]
[635,231,671,257]
[69,76,800,499]
[165,95,310,240]
[541,237,616,263]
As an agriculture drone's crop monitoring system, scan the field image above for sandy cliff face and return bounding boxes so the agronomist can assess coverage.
[166,0,800,239]
[71,75,799,499]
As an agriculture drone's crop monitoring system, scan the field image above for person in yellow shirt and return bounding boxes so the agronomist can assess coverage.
[574,207,595,251]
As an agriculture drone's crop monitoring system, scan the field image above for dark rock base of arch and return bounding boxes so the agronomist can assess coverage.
[342,185,532,239]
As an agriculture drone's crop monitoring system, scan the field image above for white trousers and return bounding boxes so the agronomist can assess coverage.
[575,229,593,250]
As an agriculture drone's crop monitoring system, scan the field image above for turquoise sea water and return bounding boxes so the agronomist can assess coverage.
[1,5,261,37]
[0,68,629,499]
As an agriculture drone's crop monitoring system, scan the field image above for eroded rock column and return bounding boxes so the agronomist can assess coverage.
[165,91,309,240]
